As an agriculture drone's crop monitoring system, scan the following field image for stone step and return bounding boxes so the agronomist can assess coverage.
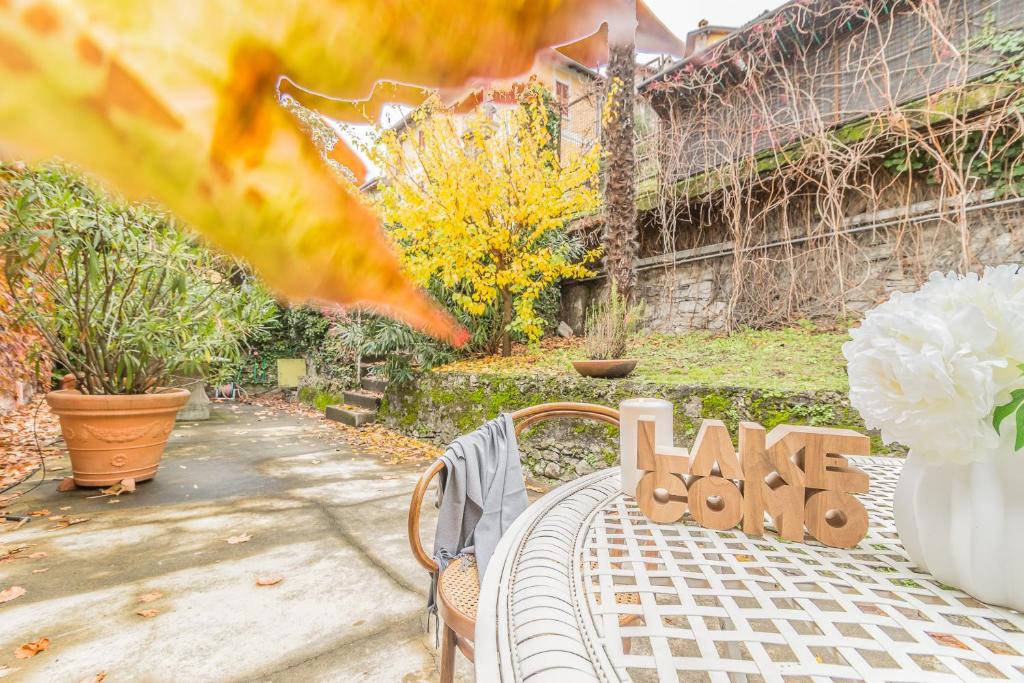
[325,404,376,427]
[360,376,388,393]
[356,362,380,383]
[343,389,381,411]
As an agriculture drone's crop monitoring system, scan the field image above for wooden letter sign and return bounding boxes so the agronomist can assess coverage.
[634,418,871,548]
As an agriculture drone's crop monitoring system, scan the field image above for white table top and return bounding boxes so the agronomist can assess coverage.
[475,458,1024,682]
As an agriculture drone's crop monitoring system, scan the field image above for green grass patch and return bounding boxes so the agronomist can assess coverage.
[439,326,850,393]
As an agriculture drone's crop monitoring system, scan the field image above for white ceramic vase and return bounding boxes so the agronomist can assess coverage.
[893,450,1024,611]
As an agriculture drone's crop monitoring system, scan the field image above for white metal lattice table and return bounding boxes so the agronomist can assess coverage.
[475,458,1024,682]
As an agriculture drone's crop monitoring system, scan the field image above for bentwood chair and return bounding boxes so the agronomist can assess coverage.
[408,402,639,683]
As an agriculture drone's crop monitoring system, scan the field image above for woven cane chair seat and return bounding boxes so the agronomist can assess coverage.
[438,554,479,625]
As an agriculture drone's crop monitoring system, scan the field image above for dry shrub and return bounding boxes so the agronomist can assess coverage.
[584,284,644,360]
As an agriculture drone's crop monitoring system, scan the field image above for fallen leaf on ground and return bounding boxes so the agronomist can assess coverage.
[0,665,18,678]
[49,517,89,530]
[928,632,970,650]
[0,586,26,604]
[135,609,159,618]
[0,544,31,562]
[14,638,49,659]
[256,575,283,586]
[137,591,163,603]
[0,400,62,493]
[245,393,442,464]
[99,479,136,497]
[227,533,252,545]
[857,602,887,616]
[29,509,50,516]
[56,478,77,493]
[77,673,105,683]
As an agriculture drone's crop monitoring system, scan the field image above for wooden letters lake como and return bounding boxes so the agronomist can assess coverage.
[634,418,871,548]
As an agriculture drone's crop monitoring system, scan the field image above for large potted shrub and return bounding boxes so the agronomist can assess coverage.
[572,284,644,379]
[1,163,272,486]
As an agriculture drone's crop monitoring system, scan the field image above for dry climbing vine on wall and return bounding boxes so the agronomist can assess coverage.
[642,0,1024,330]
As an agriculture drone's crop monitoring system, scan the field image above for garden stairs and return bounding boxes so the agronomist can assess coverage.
[324,364,387,428]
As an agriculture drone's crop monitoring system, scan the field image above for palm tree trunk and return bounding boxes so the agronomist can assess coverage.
[602,39,638,301]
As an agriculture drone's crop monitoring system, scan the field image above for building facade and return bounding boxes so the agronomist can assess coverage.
[562,0,1024,333]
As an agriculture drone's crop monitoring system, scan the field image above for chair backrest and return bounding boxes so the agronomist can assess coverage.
[407,402,620,572]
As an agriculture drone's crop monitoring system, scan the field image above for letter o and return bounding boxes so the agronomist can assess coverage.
[637,471,688,524]
[804,490,868,548]
[688,477,742,530]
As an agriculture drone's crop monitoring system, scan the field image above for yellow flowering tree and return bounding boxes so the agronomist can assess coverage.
[371,88,601,356]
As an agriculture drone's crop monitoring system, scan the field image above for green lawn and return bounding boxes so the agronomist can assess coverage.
[438,327,851,393]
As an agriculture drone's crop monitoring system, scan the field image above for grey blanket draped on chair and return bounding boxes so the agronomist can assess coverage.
[427,413,529,621]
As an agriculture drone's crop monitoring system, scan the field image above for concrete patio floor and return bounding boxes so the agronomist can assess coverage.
[0,403,473,682]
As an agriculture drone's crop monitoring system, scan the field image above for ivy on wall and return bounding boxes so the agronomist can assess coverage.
[882,28,1024,196]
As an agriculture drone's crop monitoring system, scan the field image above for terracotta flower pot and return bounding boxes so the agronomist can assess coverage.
[571,359,638,379]
[45,388,190,487]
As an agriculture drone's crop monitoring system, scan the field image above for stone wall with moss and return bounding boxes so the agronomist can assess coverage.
[379,370,900,482]
[296,376,348,412]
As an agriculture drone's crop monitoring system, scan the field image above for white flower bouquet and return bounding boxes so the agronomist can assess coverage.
[843,265,1024,463]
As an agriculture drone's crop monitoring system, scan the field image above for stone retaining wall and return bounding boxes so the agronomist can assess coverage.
[562,202,1024,333]
[379,371,900,483]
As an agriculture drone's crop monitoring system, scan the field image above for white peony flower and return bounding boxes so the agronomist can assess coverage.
[843,265,1024,464]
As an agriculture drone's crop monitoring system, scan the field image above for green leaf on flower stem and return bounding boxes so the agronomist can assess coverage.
[1016,405,1024,452]
[993,389,1024,434]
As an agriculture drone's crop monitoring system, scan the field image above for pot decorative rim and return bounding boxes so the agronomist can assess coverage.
[572,358,640,365]
[46,387,191,410]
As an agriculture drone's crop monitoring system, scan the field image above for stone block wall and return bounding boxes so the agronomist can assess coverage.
[379,371,900,483]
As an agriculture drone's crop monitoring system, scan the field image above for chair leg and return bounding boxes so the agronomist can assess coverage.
[439,623,456,683]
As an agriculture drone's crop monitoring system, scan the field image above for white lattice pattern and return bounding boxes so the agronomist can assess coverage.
[581,458,1024,682]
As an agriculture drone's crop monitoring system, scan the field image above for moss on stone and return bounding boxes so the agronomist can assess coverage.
[378,367,905,472]
[297,384,343,412]
[701,393,736,421]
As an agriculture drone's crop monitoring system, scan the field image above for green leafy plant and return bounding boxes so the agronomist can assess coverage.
[334,311,452,385]
[233,304,340,385]
[583,283,644,360]
[0,163,274,395]
[993,364,1024,451]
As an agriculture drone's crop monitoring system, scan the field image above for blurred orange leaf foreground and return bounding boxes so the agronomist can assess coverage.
[0,1,678,342]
